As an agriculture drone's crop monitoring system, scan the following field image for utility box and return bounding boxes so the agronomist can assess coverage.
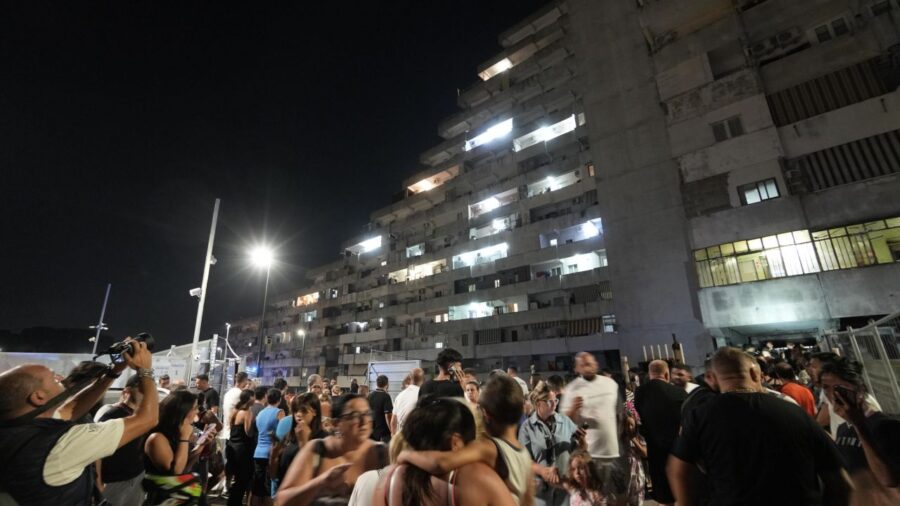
[366,360,421,400]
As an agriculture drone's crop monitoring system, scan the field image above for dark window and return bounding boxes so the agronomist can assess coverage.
[461,334,468,346]
[511,330,518,342]
[727,117,744,137]
[872,1,893,15]
[711,116,744,142]
[712,123,728,142]
[831,18,849,37]
[815,25,833,43]
[738,178,780,205]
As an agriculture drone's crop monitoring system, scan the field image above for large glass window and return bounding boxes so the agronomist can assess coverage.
[694,216,900,287]
[464,119,513,152]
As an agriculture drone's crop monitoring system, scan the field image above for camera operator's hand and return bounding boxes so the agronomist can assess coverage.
[123,339,152,371]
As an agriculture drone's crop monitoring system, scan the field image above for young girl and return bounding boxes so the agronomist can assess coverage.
[398,375,535,506]
[566,450,605,506]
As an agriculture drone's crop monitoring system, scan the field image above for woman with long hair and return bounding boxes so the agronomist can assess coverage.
[565,450,604,506]
[143,390,204,504]
[275,394,388,506]
[374,397,515,506]
[227,389,256,506]
[277,393,329,483]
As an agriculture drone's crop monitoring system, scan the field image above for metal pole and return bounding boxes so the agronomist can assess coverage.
[187,198,221,381]
[299,331,307,380]
[869,321,900,413]
[846,326,875,394]
[91,283,111,355]
[254,264,272,380]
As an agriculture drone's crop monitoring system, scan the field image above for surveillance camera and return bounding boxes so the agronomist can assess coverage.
[189,287,202,298]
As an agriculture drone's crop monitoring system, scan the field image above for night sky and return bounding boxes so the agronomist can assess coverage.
[0,1,550,350]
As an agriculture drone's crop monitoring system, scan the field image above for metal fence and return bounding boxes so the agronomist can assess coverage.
[823,310,900,415]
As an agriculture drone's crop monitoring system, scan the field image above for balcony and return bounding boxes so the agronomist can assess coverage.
[640,0,733,53]
[779,90,900,159]
[337,326,407,346]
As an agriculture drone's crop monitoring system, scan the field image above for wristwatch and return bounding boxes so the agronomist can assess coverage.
[136,368,155,380]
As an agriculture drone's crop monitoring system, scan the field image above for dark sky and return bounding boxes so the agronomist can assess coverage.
[0,1,549,350]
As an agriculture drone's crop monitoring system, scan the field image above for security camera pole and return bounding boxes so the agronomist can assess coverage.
[187,198,220,381]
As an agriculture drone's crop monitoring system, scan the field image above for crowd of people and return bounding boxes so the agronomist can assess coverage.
[1,341,899,505]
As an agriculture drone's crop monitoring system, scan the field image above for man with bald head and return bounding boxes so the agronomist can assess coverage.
[391,367,424,434]
[634,360,687,505]
[0,338,159,505]
[560,352,624,503]
[668,347,852,506]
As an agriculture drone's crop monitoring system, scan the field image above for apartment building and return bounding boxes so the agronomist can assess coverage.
[231,0,900,384]
[606,0,900,347]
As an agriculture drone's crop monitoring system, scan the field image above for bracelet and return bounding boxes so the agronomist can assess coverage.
[136,368,155,380]
[179,439,191,443]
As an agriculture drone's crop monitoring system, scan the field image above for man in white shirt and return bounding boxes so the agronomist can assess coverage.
[0,338,159,505]
[561,351,623,502]
[506,366,530,396]
[220,371,251,440]
[391,368,424,434]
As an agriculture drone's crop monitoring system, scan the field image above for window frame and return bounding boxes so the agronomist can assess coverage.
[710,115,745,142]
[738,178,780,206]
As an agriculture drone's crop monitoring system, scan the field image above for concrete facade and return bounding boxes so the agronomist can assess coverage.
[229,0,900,385]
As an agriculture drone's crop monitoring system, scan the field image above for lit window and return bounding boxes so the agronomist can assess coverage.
[494,279,501,288]
[435,342,444,349]
[602,315,617,333]
[479,58,513,81]
[550,238,558,246]
[380,260,387,266]
[347,236,382,255]
[468,188,519,219]
[406,243,425,258]
[739,178,780,205]
[513,115,579,152]
[711,116,744,142]
[297,292,320,307]
[464,119,513,152]
[355,346,361,354]
[452,243,509,269]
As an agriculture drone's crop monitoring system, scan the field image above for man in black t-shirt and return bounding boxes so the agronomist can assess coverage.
[419,348,465,399]
[821,358,900,492]
[668,347,852,506]
[634,360,687,505]
[368,375,394,443]
[194,373,220,415]
[97,375,146,506]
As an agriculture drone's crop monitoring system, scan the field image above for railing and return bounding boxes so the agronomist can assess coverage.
[823,310,900,415]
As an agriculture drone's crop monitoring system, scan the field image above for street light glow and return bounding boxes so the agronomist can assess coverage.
[250,246,274,268]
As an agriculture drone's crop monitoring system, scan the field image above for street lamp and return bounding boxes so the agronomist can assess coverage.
[251,246,274,379]
[297,329,307,378]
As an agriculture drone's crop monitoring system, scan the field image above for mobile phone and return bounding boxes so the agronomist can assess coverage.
[834,385,856,405]
[111,353,125,364]
[195,423,216,446]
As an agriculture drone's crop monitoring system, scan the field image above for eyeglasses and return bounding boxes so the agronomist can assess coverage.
[338,410,372,424]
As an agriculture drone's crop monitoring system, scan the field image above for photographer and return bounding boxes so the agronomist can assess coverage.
[0,338,159,505]
[418,347,464,399]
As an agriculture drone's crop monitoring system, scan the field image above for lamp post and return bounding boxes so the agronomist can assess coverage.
[251,246,274,380]
[298,329,307,379]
